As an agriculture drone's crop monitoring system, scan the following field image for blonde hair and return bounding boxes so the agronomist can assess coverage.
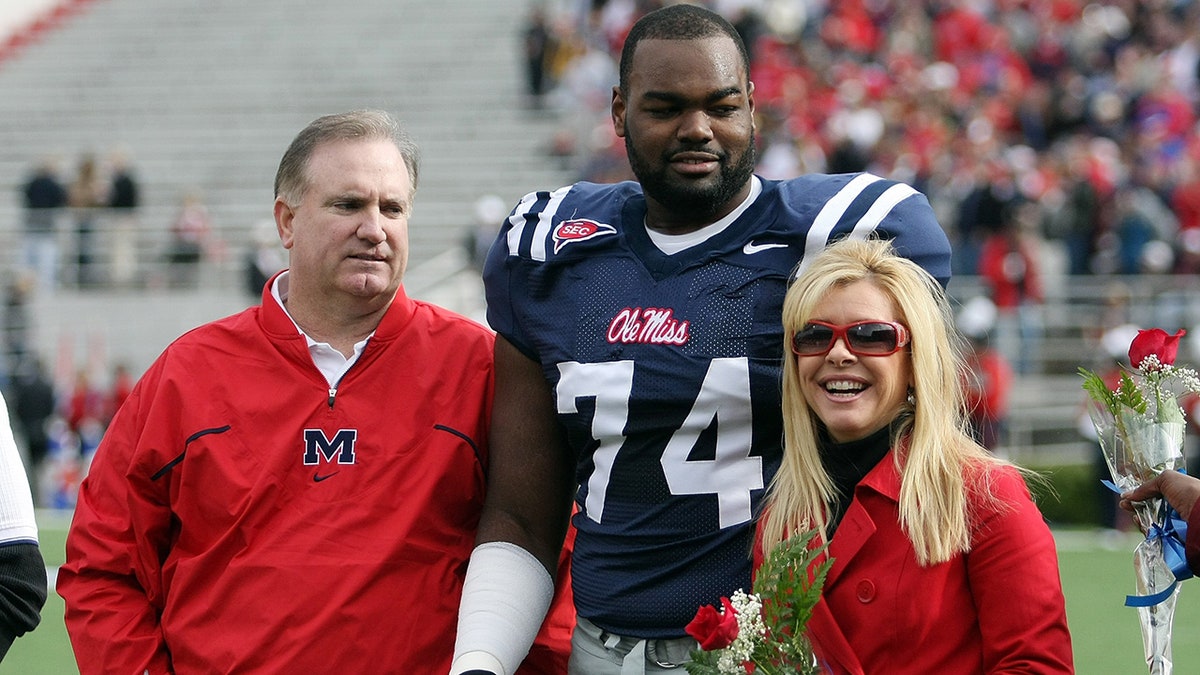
[760,237,1007,566]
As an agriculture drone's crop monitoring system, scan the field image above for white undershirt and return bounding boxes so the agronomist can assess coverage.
[271,272,370,386]
[644,176,762,254]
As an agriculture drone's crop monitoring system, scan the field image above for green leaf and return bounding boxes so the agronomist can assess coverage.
[754,528,834,675]
[1078,368,1117,415]
[1116,372,1146,414]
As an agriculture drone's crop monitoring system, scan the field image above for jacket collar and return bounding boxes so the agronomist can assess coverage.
[258,270,416,348]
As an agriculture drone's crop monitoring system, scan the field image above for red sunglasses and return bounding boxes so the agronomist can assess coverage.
[791,320,911,357]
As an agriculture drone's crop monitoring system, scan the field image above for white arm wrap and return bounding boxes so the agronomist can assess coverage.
[449,541,556,675]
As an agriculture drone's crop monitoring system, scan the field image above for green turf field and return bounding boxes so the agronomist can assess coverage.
[6,515,1200,673]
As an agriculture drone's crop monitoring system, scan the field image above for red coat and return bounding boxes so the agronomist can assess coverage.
[758,454,1072,674]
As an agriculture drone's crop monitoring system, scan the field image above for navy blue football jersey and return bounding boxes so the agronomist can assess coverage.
[483,173,952,638]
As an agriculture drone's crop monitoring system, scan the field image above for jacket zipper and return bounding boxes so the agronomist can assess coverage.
[326,337,370,410]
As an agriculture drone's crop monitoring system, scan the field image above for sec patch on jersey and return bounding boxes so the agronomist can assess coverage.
[553,218,617,253]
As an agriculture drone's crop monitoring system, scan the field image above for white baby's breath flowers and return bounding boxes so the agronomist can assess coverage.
[1133,355,1200,426]
[716,590,766,674]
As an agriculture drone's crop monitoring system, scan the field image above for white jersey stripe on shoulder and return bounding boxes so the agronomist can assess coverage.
[796,173,882,278]
[530,185,573,262]
[504,185,573,260]
[849,182,918,239]
[505,191,540,257]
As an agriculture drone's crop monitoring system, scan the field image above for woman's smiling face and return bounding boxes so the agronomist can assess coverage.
[794,280,913,443]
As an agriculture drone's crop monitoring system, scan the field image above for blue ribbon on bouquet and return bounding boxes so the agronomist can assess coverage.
[1103,473,1193,607]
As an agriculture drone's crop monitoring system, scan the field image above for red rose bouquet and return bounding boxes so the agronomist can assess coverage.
[683,528,832,675]
[1080,328,1200,675]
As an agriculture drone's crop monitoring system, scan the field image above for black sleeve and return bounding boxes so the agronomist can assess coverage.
[0,542,47,661]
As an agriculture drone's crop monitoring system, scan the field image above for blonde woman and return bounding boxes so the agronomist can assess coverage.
[757,237,1072,674]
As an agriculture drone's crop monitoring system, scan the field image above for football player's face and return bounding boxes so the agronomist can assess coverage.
[613,36,756,228]
[274,138,411,302]
[794,281,913,444]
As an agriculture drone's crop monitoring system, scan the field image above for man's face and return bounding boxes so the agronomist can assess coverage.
[613,36,756,229]
[274,138,411,304]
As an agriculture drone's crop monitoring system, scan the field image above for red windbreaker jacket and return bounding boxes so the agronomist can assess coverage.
[58,280,572,674]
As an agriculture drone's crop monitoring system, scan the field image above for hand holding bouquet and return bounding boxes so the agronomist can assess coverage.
[1080,328,1200,675]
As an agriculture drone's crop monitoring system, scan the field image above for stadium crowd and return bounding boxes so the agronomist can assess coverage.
[529,0,1200,279]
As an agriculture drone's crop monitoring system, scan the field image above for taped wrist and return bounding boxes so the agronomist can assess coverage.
[449,542,554,675]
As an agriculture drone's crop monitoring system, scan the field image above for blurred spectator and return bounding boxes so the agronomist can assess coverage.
[954,156,1018,276]
[1080,323,1141,538]
[106,149,141,288]
[42,418,81,510]
[63,369,105,439]
[978,200,1044,374]
[1098,177,1178,275]
[2,273,34,383]
[756,111,827,179]
[1170,154,1200,274]
[19,158,67,293]
[824,78,884,173]
[523,4,554,109]
[106,151,139,213]
[10,359,55,505]
[462,194,508,271]
[725,2,764,64]
[67,154,108,289]
[825,135,871,175]
[1086,281,1136,351]
[108,362,134,422]
[243,219,286,298]
[166,190,213,288]
[575,122,633,183]
[958,296,1014,457]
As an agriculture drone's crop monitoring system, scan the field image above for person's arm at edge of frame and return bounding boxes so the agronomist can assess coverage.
[1121,470,1200,575]
[0,387,47,661]
[450,335,576,675]
[0,541,46,661]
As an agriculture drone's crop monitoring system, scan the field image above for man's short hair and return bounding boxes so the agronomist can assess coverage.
[274,109,420,205]
[618,4,750,95]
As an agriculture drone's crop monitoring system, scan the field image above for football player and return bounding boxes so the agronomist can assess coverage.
[451,5,952,673]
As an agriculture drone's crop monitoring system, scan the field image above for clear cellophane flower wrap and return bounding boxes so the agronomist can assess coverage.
[1088,400,1186,675]
[1081,327,1200,675]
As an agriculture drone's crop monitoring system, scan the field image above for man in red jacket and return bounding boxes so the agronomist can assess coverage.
[56,110,572,674]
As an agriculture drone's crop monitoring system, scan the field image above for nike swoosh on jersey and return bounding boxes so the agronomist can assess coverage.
[742,241,789,255]
[312,471,339,482]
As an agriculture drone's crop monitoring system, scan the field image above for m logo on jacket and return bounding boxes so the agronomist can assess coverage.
[303,429,357,466]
